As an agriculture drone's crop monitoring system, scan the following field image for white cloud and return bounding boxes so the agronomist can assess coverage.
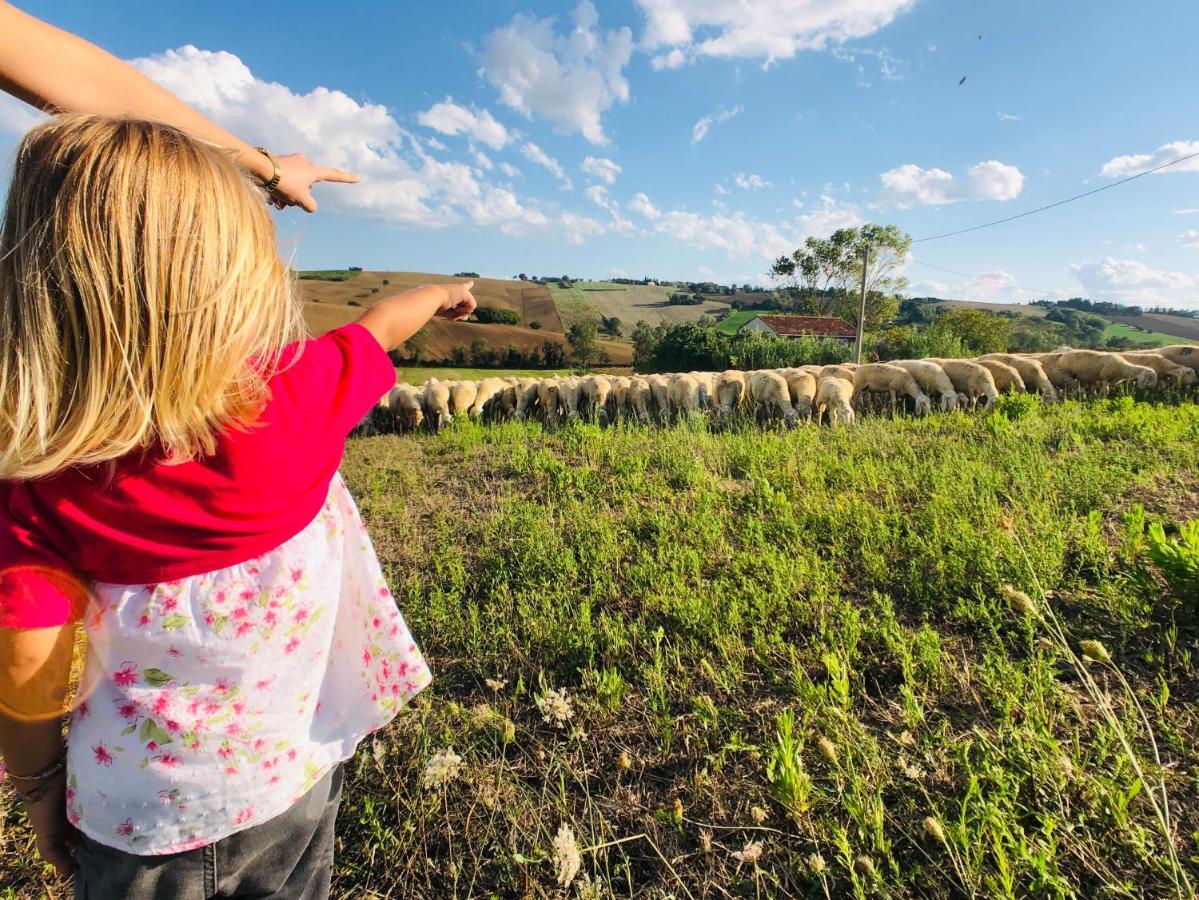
[129,46,547,232]
[875,160,1024,208]
[425,136,448,151]
[1101,140,1199,177]
[499,162,522,178]
[584,184,636,234]
[629,191,661,219]
[997,112,1021,122]
[1070,257,1194,302]
[472,149,494,170]
[652,193,861,261]
[581,155,622,184]
[734,172,772,190]
[480,1,633,145]
[651,48,687,70]
[1178,230,1199,249]
[415,97,510,149]
[692,104,742,144]
[560,211,608,244]
[636,0,916,66]
[968,270,1019,297]
[1175,208,1199,215]
[520,142,573,189]
[0,93,43,135]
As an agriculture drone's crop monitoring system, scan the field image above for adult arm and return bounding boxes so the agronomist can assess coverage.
[0,1,357,211]
[357,282,478,352]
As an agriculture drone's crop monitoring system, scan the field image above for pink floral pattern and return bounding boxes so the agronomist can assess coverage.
[66,474,431,855]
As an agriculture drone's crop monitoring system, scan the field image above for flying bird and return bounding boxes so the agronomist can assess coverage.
[958,76,967,86]
[978,32,984,39]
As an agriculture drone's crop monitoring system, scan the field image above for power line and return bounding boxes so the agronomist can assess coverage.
[911,149,1199,243]
[907,258,1058,298]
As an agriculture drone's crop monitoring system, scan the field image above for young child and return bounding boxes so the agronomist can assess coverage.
[0,114,475,897]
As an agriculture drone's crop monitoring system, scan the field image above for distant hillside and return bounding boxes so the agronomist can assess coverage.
[299,271,632,364]
[932,298,1195,347]
[546,281,744,330]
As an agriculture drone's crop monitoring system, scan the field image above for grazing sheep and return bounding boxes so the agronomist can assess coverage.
[972,358,1026,394]
[581,375,613,423]
[714,370,748,416]
[646,374,671,421]
[815,376,855,426]
[536,379,562,424]
[978,354,1058,400]
[667,374,702,420]
[558,377,583,420]
[1032,353,1080,394]
[627,376,654,423]
[513,378,541,420]
[1151,345,1199,377]
[852,363,932,416]
[783,370,818,420]
[1056,349,1157,393]
[749,370,800,426]
[422,379,453,431]
[891,359,958,412]
[1120,351,1198,386]
[689,371,719,410]
[389,383,425,431]
[819,364,859,383]
[448,381,478,417]
[607,376,632,418]
[926,359,1000,409]
[469,378,507,419]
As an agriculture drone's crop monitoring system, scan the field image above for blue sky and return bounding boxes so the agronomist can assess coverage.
[3,0,1198,307]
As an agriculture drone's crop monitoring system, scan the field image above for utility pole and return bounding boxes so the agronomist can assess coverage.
[854,244,869,364]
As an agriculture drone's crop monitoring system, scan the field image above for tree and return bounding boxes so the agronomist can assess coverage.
[599,316,623,337]
[542,340,568,368]
[469,339,490,366]
[929,308,1010,354]
[630,321,661,370]
[566,322,602,371]
[474,306,521,325]
[449,342,468,366]
[529,320,542,330]
[404,328,430,363]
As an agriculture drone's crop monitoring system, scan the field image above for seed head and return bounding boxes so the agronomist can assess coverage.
[998,514,1014,531]
[1079,640,1112,665]
[817,736,838,764]
[699,829,713,853]
[854,855,876,878]
[1001,585,1038,617]
[750,805,768,824]
[671,797,684,825]
[553,823,581,888]
[485,677,507,692]
[923,816,946,843]
[731,840,764,865]
[421,748,464,790]
[807,852,827,875]
[616,750,632,771]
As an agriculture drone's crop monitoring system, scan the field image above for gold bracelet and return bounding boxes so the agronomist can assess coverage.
[254,146,282,195]
[12,770,65,805]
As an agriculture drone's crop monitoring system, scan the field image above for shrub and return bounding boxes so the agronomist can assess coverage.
[1146,520,1199,602]
[529,321,542,330]
[347,300,361,307]
[474,306,522,326]
[382,278,390,285]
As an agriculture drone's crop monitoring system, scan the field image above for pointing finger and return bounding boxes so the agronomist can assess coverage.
[316,167,359,185]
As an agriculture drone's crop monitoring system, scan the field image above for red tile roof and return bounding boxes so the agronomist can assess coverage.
[752,315,857,338]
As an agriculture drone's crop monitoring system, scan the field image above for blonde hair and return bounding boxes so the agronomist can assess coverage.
[0,115,305,479]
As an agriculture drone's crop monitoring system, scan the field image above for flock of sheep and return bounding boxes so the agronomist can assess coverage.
[369,346,1199,432]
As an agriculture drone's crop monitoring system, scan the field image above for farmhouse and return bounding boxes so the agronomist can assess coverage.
[741,314,857,343]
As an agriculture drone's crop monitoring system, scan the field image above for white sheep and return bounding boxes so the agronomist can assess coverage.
[646,374,671,421]
[688,371,719,410]
[783,370,818,421]
[607,376,632,418]
[469,377,507,419]
[513,378,541,420]
[1153,345,1199,377]
[1056,349,1157,393]
[815,376,855,426]
[978,354,1058,400]
[422,378,453,431]
[1120,351,1198,386]
[819,364,859,383]
[1032,353,1080,394]
[925,359,1000,409]
[388,383,425,431]
[972,358,1026,394]
[448,381,479,418]
[627,376,654,423]
[891,359,958,412]
[749,370,800,426]
[852,363,932,416]
[581,374,613,423]
[714,370,747,416]
[667,373,702,420]
[536,379,561,423]
[558,377,583,420]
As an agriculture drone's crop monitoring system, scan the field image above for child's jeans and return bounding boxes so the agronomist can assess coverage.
[73,763,344,899]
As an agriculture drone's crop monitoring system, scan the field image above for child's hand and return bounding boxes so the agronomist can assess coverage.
[25,776,74,878]
[436,281,477,322]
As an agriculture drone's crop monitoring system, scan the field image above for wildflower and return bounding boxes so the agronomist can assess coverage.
[808,852,827,875]
[1001,585,1039,617]
[471,703,494,725]
[485,677,507,692]
[553,823,582,888]
[536,687,574,728]
[1079,640,1112,664]
[732,840,764,865]
[750,805,768,824]
[854,855,876,878]
[699,829,713,853]
[421,748,464,790]
[616,750,632,771]
[923,816,946,843]
[670,797,684,825]
[499,718,516,744]
[574,873,605,900]
[817,736,838,764]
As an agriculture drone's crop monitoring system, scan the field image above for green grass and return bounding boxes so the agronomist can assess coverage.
[574,281,627,291]
[4,397,1197,897]
[296,269,363,282]
[716,308,773,334]
[1103,322,1198,347]
[547,283,604,329]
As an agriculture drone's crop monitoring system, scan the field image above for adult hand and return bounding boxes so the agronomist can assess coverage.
[267,153,359,212]
[436,281,477,322]
[25,776,74,878]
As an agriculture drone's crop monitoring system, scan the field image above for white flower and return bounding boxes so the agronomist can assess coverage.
[732,840,764,865]
[553,822,582,887]
[421,748,463,790]
[536,687,574,728]
[485,677,507,692]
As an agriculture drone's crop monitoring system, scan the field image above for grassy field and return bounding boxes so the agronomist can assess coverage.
[297,269,363,282]
[716,308,772,335]
[1102,322,1198,347]
[3,397,1197,897]
[548,282,734,331]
